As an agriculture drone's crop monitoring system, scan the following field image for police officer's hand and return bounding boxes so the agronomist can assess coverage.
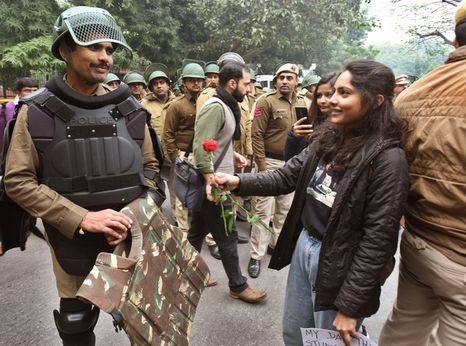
[333,311,359,346]
[292,116,313,138]
[79,209,133,241]
[104,230,128,246]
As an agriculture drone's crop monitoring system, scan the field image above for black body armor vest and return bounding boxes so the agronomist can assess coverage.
[22,77,151,275]
[25,78,148,208]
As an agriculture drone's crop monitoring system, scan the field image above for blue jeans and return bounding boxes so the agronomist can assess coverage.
[282,230,338,346]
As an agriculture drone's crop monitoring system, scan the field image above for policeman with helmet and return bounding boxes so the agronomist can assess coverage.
[162,62,205,234]
[204,61,220,87]
[3,6,160,345]
[142,66,175,137]
[123,71,147,102]
[103,72,121,90]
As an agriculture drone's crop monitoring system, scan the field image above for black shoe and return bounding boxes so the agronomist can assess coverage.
[237,234,249,244]
[248,258,261,278]
[236,212,248,222]
[208,244,221,260]
[267,245,275,255]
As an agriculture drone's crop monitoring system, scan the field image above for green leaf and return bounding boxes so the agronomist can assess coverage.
[211,187,218,201]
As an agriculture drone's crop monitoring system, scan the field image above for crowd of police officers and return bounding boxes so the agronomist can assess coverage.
[7,2,466,345]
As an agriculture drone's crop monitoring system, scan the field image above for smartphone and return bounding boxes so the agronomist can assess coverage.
[295,107,310,125]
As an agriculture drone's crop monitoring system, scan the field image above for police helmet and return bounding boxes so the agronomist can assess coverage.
[51,6,132,61]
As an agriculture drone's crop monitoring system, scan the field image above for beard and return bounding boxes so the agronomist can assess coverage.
[232,87,245,102]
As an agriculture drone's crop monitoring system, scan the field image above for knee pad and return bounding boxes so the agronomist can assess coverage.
[53,298,99,346]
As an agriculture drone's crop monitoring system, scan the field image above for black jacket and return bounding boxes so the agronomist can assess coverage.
[237,137,409,318]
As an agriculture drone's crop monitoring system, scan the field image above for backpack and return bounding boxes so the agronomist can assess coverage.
[0,104,39,256]
[77,195,210,345]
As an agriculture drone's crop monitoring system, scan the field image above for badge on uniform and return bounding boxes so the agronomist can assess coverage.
[254,107,264,117]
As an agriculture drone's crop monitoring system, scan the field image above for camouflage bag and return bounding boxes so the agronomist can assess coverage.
[77,196,210,345]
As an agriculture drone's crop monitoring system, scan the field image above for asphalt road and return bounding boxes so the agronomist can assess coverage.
[0,208,399,346]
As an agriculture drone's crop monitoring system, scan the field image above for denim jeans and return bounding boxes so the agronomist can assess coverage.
[282,230,339,346]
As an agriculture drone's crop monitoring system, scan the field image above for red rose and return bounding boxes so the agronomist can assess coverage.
[202,139,218,152]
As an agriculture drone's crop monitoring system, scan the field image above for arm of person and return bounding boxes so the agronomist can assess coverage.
[251,97,269,172]
[4,106,132,242]
[161,102,179,162]
[193,103,224,174]
[215,144,310,197]
[333,147,409,320]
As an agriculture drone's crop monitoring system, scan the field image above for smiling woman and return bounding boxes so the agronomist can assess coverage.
[213,60,410,346]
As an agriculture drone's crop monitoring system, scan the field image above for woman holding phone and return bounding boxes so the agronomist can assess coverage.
[284,73,337,161]
[213,60,409,346]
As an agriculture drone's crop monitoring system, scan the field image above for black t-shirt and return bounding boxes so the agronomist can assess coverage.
[301,159,342,239]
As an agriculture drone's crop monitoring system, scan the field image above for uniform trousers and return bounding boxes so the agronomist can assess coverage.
[187,198,248,293]
[379,230,466,346]
[45,232,85,298]
[250,157,294,260]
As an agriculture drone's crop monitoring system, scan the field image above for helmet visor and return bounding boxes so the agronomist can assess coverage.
[64,11,132,57]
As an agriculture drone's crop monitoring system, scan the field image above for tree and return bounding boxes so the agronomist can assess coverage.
[188,0,377,73]
[391,0,459,46]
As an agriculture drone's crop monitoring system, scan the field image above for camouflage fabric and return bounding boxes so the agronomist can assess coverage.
[77,195,210,345]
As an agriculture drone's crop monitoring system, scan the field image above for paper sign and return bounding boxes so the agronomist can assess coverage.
[301,328,378,346]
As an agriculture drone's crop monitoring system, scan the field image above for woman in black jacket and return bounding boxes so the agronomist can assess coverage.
[214,60,409,346]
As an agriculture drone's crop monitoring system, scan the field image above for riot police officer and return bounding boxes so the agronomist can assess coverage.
[3,6,160,345]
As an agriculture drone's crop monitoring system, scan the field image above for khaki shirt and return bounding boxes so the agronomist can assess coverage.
[196,85,216,113]
[4,83,158,240]
[162,92,197,162]
[141,91,175,137]
[298,89,312,109]
[234,98,253,156]
[252,90,307,171]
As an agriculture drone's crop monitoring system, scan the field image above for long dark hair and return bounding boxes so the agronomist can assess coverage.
[309,72,337,128]
[313,60,404,172]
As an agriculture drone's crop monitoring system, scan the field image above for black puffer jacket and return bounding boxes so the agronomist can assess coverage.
[237,136,409,318]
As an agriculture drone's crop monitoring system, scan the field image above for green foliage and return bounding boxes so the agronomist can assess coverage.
[374,41,452,78]
[0,0,377,88]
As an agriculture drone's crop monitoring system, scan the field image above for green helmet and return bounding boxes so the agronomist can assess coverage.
[148,71,170,85]
[51,6,132,61]
[205,62,220,75]
[123,72,147,87]
[249,68,256,82]
[254,82,263,89]
[104,73,120,84]
[181,63,205,79]
[302,73,321,89]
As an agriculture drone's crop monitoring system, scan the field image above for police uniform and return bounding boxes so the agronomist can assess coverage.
[162,93,197,233]
[250,89,307,263]
[141,90,175,137]
[3,7,160,344]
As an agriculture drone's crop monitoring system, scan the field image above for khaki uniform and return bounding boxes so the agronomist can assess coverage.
[196,83,217,113]
[250,90,306,260]
[298,88,312,109]
[162,92,198,233]
[141,90,175,137]
[162,93,197,162]
[4,83,159,297]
